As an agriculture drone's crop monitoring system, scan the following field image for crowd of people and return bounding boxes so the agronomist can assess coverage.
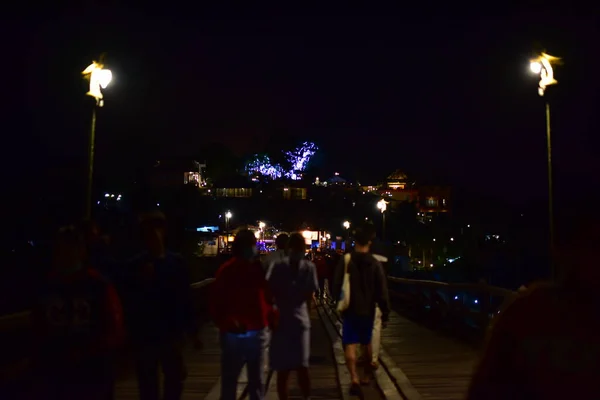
[19,213,391,400]
[24,211,200,400]
[210,221,391,400]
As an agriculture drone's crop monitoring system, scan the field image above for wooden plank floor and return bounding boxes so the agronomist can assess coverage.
[114,322,222,399]
[115,307,341,399]
[380,311,478,400]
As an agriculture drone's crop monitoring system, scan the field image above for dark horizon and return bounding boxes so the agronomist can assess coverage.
[5,10,600,220]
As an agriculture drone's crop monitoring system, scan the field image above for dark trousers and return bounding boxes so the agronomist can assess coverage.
[220,329,268,400]
[134,340,187,400]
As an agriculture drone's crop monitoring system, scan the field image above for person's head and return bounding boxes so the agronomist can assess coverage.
[556,213,600,289]
[139,211,167,255]
[232,229,258,260]
[287,233,306,257]
[353,221,376,253]
[53,226,86,273]
[275,233,289,250]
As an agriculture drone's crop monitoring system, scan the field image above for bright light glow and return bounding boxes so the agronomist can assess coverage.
[343,221,350,230]
[225,211,232,219]
[82,61,112,103]
[302,231,312,240]
[104,193,109,197]
[377,199,387,213]
[529,52,560,97]
[433,238,436,242]
[530,61,542,74]
[430,264,433,267]
[254,231,261,239]
[326,233,331,239]
[450,237,454,241]
[258,221,266,230]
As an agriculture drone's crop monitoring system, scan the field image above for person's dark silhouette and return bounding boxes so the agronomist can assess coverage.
[124,212,201,400]
[467,215,600,399]
[30,226,124,400]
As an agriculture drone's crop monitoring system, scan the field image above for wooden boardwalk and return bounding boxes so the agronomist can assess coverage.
[380,310,478,400]
[114,322,222,399]
[114,307,341,400]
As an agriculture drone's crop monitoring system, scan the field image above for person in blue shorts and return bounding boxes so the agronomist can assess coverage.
[332,222,390,395]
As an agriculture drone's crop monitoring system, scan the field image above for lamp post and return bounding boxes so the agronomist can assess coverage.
[82,58,112,219]
[530,52,560,280]
[377,199,388,240]
[225,211,232,232]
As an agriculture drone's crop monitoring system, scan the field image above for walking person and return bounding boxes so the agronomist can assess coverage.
[263,233,289,272]
[209,230,278,400]
[331,222,391,396]
[266,233,319,400]
[124,211,202,400]
[30,226,125,400]
[368,238,390,370]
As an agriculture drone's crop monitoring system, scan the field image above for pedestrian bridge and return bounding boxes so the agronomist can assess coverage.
[1,277,516,400]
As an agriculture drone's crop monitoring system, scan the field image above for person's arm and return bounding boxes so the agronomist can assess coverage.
[208,264,227,327]
[330,257,345,302]
[307,262,319,309]
[373,261,391,323]
[176,257,199,338]
[104,283,126,349]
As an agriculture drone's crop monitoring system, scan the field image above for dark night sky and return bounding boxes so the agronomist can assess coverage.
[5,9,599,214]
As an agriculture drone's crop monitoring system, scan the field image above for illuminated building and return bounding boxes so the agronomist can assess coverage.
[147,159,207,188]
[183,161,207,187]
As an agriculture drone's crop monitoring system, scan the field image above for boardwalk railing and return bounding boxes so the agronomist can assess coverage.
[387,276,516,338]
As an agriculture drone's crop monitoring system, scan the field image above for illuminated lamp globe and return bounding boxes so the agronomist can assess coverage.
[530,61,542,74]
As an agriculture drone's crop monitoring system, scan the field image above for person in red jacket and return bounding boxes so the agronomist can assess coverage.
[30,226,125,400]
[209,229,277,400]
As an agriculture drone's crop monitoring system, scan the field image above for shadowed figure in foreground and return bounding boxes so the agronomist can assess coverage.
[29,226,125,400]
[123,212,201,400]
[467,215,600,400]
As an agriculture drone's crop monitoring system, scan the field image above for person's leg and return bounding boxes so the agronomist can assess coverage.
[276,370,292,400]
[161,340,187,400]
[134,345,160,400]
[245,330,268,400]
[358,316,375,385]
[371,306,382,368]
[220,333,246,400]
[296,366,311,399]
[342,316,360,386]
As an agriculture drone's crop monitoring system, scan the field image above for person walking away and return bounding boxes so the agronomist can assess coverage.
[30,226,125,400]
[331,222,391,395]
[314,253,329,301]
[263,233,289,272]
[124,211,201,400]
[209,230,278,400]
[266,233,319,400]
[368,238,390,370]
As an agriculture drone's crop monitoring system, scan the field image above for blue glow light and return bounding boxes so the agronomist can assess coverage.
[245,142,318,180]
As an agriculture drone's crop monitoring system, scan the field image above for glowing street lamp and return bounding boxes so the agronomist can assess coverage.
[377,199,388,240]
[529,52,561,279]
[225,211,232,232]
[343,221,350,230]
[81,57,112,219]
